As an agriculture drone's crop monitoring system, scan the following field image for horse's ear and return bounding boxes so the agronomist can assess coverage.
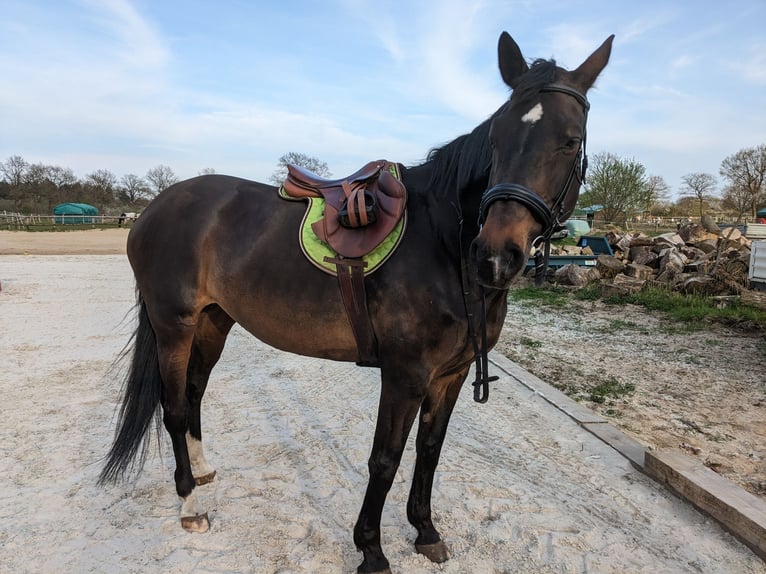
[572,35,615,90]
[498,32,529,89]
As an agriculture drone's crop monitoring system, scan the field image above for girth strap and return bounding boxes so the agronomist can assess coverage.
[324,256,379,367]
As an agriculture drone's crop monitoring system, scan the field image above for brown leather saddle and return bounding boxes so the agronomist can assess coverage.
[279,160,407,369]
[282,160,407,258]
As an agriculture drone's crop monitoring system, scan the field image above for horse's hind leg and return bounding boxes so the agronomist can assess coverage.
[186,305,234,486]
[407,366,470,563]
[151,316,209,532]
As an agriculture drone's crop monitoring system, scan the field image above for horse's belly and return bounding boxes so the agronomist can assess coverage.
[226,299,360,363]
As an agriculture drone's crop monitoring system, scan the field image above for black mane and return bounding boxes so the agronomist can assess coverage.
[422,58,559,198]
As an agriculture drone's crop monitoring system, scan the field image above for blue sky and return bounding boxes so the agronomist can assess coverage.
[1,1,764,198]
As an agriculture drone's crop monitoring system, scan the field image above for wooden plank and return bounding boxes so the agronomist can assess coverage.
[645,449,766,561]
[582,422,646,468]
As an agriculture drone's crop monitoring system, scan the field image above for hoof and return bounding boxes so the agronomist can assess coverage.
[181,512,210,533]
[416,540,449,563]
[194,470,216,486]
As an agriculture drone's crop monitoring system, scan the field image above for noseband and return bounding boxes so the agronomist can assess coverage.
[477,83,590,284]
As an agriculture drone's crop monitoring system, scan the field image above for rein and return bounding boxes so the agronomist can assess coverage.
[478,83,590,286]
[457,213,499,404]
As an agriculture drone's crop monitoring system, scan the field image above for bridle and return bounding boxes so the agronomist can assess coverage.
[464,83,591,404]
[477,83,591,285]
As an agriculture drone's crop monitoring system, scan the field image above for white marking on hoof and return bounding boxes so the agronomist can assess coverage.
[181,512,209,533]
[521,102,543,124]
[180,491,209,533]
[186,432,216,483]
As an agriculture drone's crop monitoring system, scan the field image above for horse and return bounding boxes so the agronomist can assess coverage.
[117,212,138,227]
[99,31,613,573]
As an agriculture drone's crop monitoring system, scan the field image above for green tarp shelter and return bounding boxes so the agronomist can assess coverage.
[53,203,98,224]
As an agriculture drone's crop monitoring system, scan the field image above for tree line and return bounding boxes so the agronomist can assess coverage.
[0,156,184,215]
[2,144,764,223]
[581,143,766,224]
[0,152,325,216]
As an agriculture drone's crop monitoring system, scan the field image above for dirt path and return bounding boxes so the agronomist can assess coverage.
[1,253,763,573]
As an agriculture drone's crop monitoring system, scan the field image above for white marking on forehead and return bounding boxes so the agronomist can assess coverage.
[521,102,544,124]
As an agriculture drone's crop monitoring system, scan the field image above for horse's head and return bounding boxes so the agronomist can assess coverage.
[470,32,614,289]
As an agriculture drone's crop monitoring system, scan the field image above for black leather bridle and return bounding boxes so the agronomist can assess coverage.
[477,83,591,285]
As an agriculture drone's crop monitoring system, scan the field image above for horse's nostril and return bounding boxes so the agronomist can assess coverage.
[506,243,526,272]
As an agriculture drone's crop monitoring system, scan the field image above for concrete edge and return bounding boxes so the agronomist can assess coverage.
[488,352,766,562]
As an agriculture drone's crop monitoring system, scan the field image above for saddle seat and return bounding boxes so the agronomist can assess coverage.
[285,162,383,190]
[281,160,407,259]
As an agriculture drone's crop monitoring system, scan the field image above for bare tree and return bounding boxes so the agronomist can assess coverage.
[119,174,150,204]
[47,166,77,188]
[722,184,752,222]
[679,172,717,217]
[270,152,331,186]
[146,164,179,197]
[198,167,216,175]
[85,169,118,210]
[719,144,766,219]
[0,155,29,186]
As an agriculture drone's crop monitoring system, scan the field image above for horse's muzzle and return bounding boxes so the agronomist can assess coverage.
[469,238,527,289]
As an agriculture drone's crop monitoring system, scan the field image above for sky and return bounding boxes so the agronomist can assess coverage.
[1,0,764,198]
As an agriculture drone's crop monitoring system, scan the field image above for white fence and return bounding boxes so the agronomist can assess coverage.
[1,211,135,229]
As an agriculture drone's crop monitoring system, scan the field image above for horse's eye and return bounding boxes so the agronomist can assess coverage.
[563,137,581,151]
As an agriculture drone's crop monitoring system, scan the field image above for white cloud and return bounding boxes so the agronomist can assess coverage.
[727,41,766,85]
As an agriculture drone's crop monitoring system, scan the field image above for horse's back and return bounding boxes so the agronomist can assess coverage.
[127,174,360,360]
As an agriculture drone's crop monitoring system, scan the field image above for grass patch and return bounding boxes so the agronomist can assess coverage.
[604,286,766,329]
[573,282,602,301]
[510,284,766,332]
[519,336,543,348]
[508,285,571,306]
[588,377,636,404]
[5,223,124,232]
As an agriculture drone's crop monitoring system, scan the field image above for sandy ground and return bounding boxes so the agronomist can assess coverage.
[0,228,130,255]
[0,232,764,573]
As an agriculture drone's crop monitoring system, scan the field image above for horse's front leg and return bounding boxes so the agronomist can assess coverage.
[407,367,470,563]
[354,371,424,574]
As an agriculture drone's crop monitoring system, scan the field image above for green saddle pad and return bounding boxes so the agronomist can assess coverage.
[295,198,406,275]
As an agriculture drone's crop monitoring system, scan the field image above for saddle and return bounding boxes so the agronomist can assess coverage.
[282,160,407,258]
[279,160,408,369]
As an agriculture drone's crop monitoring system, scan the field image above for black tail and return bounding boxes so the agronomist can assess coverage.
[99,295,163,484]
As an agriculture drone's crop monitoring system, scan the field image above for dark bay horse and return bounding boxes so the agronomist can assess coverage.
[100,32,613,573]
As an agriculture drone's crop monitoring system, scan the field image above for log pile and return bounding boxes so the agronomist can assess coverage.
[544,220,753,296]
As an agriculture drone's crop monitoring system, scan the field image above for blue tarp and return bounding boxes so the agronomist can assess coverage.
[53,203,98,224]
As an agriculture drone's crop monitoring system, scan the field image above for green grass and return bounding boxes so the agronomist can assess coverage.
[510,284,766,332]
[3,223,124,232]
[588,377,635,404]
[519,336,543,348]
[605,286,766,327]
[507,285,571,306]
